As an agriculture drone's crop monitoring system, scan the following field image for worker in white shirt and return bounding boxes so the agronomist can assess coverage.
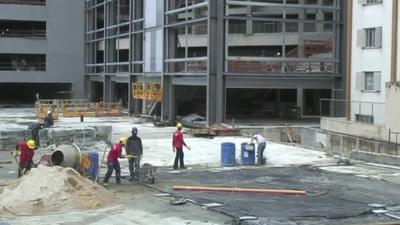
[249,133,267,165]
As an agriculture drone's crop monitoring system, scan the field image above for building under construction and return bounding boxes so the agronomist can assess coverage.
[85,0,346,124]
[0,0,85,104]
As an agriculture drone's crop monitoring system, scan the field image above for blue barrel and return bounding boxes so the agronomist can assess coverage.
[241,143,255,165]
[87,151,99,180]
[221,142,236,167]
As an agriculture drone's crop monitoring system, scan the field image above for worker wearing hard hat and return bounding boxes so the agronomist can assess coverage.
[103,137,127,185]
[12,139,36,178]
[249,133,267,165]
[172,123,191,170]
[125,127,143,181]
[44,110,54,127]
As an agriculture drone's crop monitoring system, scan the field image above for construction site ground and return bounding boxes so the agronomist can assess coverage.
[0,108,400,225]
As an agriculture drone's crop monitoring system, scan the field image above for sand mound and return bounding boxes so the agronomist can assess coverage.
[0,165,115,216]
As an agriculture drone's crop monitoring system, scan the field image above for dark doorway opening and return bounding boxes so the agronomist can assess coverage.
[0,83,71,106]
[175,85,206,118]
[226,88,298,119]
[91,81,103,102]
[115,83,128,107]
[303,89,331,116]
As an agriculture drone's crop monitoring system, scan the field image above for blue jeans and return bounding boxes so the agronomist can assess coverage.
[128,157,141,180]
[173,148,184,169]
[103,161,121,184]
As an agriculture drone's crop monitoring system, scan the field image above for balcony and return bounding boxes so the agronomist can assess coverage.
[0,53,46,71]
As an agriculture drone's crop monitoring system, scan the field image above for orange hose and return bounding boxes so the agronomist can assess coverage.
[173,185,306,195]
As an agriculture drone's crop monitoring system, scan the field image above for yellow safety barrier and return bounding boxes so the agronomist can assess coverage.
[35,99,122,118]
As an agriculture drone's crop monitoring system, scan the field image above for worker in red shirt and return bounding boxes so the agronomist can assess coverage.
[12,140,36,178]
[172,123,191,169]
[103,137,127,185]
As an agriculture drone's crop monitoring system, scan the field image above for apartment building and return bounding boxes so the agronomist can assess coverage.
[85,0,346,124]
[0,0,85,105]
[321,0,400,142]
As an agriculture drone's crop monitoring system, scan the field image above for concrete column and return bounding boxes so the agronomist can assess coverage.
[297,87,303,117]
[104,75,115,102]
[127,0,144,115]
[246,0,252,34]
[207,0,225,124]
[161,77,174,121]
[316,0,324,32]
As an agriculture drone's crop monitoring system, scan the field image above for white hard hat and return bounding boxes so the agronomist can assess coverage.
[47,111,52,115]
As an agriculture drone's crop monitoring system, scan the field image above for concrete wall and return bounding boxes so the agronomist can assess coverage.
[385,82,400,135]
[0,0,85,98]
[320,117,385,141]
[351,1,391,123]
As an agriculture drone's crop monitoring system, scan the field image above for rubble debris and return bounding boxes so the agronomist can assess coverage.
[173,185,306,195]
[170,197,187,206]
[190,123,240,137]
[181,114,206,124]
[0,165,114,216]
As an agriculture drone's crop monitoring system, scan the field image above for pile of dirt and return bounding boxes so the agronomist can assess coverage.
[0,165,115,216]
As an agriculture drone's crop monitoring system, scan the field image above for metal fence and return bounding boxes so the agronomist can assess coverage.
[320,99,386,125]
[389,129,400,145]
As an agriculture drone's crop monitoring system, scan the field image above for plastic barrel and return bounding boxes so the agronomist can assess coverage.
[221,142,236,167]
[87,151,99,180]
[241,143,255,165]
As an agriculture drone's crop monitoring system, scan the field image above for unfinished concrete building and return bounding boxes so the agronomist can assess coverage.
[85,0,346,124]
[0,0,85,105]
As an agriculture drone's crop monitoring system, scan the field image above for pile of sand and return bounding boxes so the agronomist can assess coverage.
[0,165,114,216]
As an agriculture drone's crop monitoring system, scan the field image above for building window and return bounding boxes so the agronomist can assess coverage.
[0,20,46,38]
[0,54,46,71]
[359,0,383,6]
[355,114,374,124]
[365,28,375,47]
[0,0,46,6]
[357,27,382,48]
[356,71,381,92]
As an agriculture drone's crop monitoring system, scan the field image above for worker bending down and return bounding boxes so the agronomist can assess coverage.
[126,127,143,181]
[172,123,190,169]
[12,140,36,178]
[249,133,267,165]
[103,137,127,185]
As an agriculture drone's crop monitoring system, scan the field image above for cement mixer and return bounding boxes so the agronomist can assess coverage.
[50,144,82,170]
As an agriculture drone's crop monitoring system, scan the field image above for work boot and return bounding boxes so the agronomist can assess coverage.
[173,166,178,170]
[180,166,187,169]
[102,182,109,187]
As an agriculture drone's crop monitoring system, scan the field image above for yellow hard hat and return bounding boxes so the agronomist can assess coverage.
[26,140,35,150]
[119,136,127,144]
[176,123,183,129]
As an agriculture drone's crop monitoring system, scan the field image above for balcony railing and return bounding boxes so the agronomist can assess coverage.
[0,62,46,71]
[0,0,46,5]
[0,29,46,38]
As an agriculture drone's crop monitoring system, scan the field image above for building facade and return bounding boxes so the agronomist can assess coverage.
[0,0,85,104]
[85,0,346,124]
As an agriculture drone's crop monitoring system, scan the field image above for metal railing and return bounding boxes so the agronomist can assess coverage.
[320,99,386,125]
[0,62,46,71]
[0,0,46,5]
[389,129,400,145]
[0,29,46,38]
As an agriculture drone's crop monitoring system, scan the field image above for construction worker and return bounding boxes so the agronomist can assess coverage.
[12,140,36,178]
[125,127,143,181]
[44,110,54,127]
[103,137,127,185]
[172,123,190,170]
[249,133,267,165]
